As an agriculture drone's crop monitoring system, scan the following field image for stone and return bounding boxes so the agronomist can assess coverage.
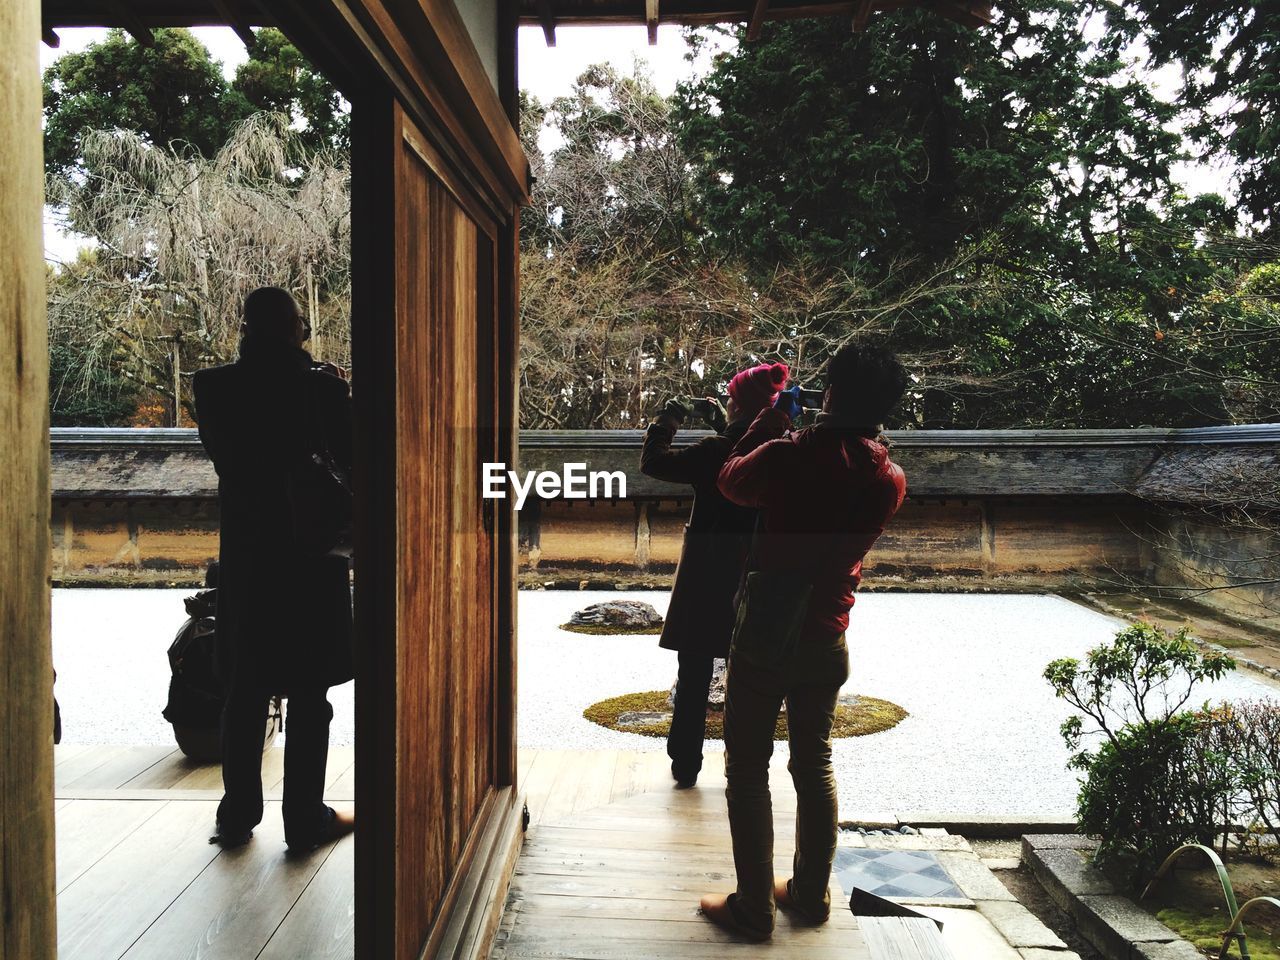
[983,857,1023,871]
[1023,833,1099,853]
[565,600,663,631]
[975,900,1067,949]
[1020,951,1082,960]
[1074,895,1179,960]
[915,907,1023,960]
[614,711,669,728]
[668,658,727,710]
[1132,941,1207,960]
[863,834,973,852]
[1026,847,1116,915]
[935,852,1018,902]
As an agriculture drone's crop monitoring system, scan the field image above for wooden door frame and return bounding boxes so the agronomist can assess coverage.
[11,1,527,957]
[1,0,56,957]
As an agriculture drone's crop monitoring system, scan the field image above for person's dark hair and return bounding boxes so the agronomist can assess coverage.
[242,286,301,343]
[824,339,909,425]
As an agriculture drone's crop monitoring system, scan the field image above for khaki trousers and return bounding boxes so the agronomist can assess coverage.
[723,632,848,935]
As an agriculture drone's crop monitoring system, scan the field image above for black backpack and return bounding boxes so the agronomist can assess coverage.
[163,571,280,761]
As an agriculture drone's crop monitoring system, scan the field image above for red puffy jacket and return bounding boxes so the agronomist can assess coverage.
[716,408,907,637]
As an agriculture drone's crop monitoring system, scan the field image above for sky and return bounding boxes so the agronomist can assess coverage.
[41,22,1235,262]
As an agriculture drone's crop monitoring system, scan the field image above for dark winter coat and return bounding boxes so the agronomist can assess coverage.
[193,339,354,693]
[717,408,907,638]
[639,417,756,657]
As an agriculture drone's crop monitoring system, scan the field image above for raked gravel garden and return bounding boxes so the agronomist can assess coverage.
[52,588,1280,821]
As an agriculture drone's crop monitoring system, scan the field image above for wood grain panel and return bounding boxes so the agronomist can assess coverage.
[1,0,56,956]
[393,104,501,960]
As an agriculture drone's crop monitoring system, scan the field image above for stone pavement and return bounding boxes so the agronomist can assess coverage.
[841,828,1082,959]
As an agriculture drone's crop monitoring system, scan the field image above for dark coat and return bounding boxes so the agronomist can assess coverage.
[192,340,354,693]
[639,418,756,657]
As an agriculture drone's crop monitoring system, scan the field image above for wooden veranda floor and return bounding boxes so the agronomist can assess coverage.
[494,754,872,960]
[54,743,357,960]
[54,746,874,960]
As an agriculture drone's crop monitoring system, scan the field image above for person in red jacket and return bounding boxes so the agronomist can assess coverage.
[699,339,909,942]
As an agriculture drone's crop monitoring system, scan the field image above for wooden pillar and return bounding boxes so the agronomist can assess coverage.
[0,1,56,957]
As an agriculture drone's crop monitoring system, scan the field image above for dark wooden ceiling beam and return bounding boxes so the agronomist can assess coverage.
[209,0,257,47]
[516,0,991,28]
[42,24,61,46]
[851,0,873,31]
[535,0,558,45]
[101,0,155,44]
[745,0,768,40]
[645,0,659,43]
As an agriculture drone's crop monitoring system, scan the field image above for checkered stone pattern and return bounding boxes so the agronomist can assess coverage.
[833,847,966,900]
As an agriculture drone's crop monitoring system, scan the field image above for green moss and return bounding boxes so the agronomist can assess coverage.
[560,623,663,636]
[583,690,907,740]
[1156,907,1280,959]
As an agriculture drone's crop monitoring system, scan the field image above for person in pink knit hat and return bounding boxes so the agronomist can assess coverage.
[638,360,790,789]
[727,362,789,420]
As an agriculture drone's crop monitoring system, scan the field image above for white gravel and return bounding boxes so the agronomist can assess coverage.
[52,588,356,748]
[53,588,1280,819]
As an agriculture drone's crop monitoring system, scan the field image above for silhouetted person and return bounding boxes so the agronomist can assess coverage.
[700,340,909,941]
[193,286,354,852]
[639,363,788,787]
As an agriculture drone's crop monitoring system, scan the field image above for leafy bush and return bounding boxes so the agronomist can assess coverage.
[1045,624,1236,885]
[1233,700,1280,837]
[1074,715,1234,883]
[1203,699,1280,856]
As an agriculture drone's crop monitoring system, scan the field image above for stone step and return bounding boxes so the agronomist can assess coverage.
[861,916,956,959]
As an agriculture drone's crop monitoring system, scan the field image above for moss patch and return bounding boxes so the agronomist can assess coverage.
[1156,907,1280,960]
[583,690,907,740]
[560,622,663,636]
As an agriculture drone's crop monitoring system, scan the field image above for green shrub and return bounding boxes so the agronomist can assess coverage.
[1075,715,1236,884]
[1230,700,1280,841]
[1045,623,1237,886]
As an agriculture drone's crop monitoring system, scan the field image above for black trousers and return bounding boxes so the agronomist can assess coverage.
[217,683,333,844]
[667,650,716,779]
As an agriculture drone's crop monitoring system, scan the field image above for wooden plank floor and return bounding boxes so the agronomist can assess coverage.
[494,752,873,960]
[54,743,356,960]
[54,746,862,960]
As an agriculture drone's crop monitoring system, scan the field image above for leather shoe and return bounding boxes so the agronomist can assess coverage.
[698,893,771,942]
[286,806,354,854]
[773,876,829,924]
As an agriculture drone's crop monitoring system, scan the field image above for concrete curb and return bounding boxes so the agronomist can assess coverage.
[1022,835,1202,960]
[840,815,1078,839]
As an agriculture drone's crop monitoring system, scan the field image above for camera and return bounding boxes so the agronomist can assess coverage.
[686,398,725,424]
[797,388,825,410]
[667,396,727,431]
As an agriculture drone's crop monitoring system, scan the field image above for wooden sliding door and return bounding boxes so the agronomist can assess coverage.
[355,96,515,960]
[394,102,501,957]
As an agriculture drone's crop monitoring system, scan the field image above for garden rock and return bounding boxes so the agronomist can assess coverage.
[668,658,727,710]
[566,600,663,631]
